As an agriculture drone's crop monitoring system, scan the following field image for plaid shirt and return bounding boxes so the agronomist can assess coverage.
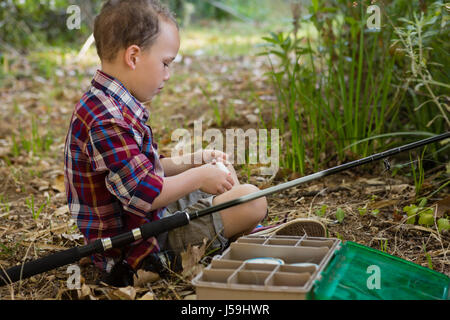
[64,70,166,272]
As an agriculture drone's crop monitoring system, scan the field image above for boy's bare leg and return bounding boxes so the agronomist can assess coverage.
[212,184,267,239]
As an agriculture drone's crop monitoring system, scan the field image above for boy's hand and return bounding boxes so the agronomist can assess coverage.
[196,163,235,195]
[195,149,230,166]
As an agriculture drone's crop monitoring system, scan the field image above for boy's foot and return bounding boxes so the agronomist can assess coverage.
[100,260,135,287]
[250,218,327,238]
[140,251,182,276]
[100,251,183,287]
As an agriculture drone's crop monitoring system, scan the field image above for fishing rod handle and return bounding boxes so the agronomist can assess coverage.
[0,211,190,287]
[139,210,190,240]
[0,247,82,286]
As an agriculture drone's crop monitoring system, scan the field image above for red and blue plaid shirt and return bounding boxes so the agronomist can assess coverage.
[64,70,166,272]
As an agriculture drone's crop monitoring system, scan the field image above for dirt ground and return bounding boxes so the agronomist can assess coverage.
[0,51,448,300]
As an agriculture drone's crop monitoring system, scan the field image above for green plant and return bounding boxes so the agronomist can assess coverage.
[315,204,328,217]
[403,198,436,227]
[335,232,344,241]
[0,236,24,258]
[379,239,388,253]
[418,208,435,227]
[11,134,20,158]
[10,117,54,158]
[242,160,251,182]
[227,102,236,121]
[335,208,346,223]
[0,195,11,214]
[358,207,367,216]
[200,85,222,127]
[403,204,418,224]
[423,243,433,270]
[259,31,309,174]
[437,218,450,232]
[0,0,98,51]
[328,11,395,158]
[31,117,54,154]
[410,148,427,196]
[260,0,448,177]
[0,243,15,257]
[391,3,450,131]
[427,178,450,198]
[25,195,47,220]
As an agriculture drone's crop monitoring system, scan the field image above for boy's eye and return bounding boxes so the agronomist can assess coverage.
[163,62,169,68]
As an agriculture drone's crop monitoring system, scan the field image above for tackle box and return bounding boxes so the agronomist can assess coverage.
[191,234,450,300]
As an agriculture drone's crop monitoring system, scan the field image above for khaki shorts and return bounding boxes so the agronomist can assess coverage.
[157,189,229,256]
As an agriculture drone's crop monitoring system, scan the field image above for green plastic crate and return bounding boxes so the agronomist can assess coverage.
[312,241,450,300]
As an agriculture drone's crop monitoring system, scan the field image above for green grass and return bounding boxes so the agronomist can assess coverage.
[410,147,427,196]
[10,117,54,159]
[25,194,48,221]
[423,243,434,270]
[0,195,11,214]
[258,6,397,174]
[255,1,448,176]
[379,239,388,253]
[179,20,295,58]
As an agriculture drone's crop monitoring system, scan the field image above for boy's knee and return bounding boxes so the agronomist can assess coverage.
[239,184,267,221]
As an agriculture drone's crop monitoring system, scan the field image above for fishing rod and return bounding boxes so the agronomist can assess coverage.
[0,132,449,287]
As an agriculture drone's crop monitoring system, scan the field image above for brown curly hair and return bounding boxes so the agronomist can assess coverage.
[94,0,178,61]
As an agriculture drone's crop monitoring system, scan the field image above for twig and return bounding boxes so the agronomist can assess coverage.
[308,187,328,217]
[163,279,182,300]
[17,237,36,293]
[0,264,14,300]
[432,205,448,272]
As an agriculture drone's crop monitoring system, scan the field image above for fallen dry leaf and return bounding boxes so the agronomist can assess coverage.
[436,195,450,218]
[138,291,154,300]
[30,178,50,191]
[368,199,398,210]
[109,286,136,300]
[133,269,160,287]
[54,205,69,216]
[357,177,385,185]
[61,233,84,241]
[245,114,259,124]
[52,174,65,194]
[389,184,412,194]
[77,284,91,299]
[181,239,207,279]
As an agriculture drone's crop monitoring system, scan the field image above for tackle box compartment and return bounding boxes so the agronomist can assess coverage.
[191,234,450,300]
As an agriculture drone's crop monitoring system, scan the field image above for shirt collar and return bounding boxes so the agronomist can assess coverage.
[91,69,149,123]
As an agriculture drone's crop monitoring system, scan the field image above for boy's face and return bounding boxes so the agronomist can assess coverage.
[129,19,180,103]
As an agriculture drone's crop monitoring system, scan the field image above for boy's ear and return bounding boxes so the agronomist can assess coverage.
[124,45,141,70]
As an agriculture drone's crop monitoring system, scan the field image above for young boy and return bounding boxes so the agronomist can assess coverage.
[64,0,267,286]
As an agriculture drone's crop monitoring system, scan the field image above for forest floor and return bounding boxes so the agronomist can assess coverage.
[0,21,448,300]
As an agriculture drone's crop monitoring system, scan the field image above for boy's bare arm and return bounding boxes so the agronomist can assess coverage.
[159,153,197,177]
[160,150,229,177]
[150,167,201,210]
